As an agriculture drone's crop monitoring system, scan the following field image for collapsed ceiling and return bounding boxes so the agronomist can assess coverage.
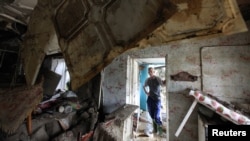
[0,0,249,90]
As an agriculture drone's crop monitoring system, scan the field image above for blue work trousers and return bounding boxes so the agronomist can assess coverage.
[147,96,162,125]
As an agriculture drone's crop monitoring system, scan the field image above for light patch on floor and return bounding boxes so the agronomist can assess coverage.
[132,111,167,141]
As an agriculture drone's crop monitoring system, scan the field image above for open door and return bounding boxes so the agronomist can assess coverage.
[21,0,247,90]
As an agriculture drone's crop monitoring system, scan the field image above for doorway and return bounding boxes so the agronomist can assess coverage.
[127,56,167,140]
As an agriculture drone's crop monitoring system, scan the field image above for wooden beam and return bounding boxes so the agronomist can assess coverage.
[175,100,198,137]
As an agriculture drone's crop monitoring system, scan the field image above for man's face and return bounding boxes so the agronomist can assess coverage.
[148,68,154,76]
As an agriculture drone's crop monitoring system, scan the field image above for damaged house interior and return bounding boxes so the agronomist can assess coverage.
[0,0,250,141]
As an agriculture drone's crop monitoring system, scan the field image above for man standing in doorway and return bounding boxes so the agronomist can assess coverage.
[143,67,166,137]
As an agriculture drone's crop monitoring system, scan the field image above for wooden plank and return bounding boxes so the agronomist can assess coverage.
[175,100,198,137]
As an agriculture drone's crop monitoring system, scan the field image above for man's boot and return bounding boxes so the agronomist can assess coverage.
[157,124,166,138]
[153,121,157,133]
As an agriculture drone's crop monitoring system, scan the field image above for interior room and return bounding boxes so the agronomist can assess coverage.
[0,0,250,141]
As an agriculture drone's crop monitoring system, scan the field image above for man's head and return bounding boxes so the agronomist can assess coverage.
[148,67,155,77]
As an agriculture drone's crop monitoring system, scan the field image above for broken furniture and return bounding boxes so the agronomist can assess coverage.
[175,89,250,137]
[0,82,43,134]
[93,104,138,141]
[189,90,250,125]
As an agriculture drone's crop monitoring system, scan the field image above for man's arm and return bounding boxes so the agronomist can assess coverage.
[143,79,149,96]
[156,76,166,86]
[143,85,149,96]
[162,80,166,85]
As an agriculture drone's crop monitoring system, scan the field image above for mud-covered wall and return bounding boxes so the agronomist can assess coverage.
[102,21,250,141]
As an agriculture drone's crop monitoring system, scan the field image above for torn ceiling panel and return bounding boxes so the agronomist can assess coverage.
[53,0,177,90]
[18,0,247,90]
[138,0,248,47]
[53,0,246,90]
[20,0,61,85]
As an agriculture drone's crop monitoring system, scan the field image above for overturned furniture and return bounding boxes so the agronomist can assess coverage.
[93,104,138,141]
[175,89,250,137]
[0,82,43,134]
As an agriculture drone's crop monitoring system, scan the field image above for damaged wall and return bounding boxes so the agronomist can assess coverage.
[102,21,250,141]
[202,46,250,102]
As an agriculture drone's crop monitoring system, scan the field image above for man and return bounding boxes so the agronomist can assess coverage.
[143,67,166,137]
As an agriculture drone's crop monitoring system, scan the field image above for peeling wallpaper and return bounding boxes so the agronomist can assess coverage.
[102,21,250,141]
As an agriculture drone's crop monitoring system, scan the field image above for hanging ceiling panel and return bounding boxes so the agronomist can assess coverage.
[20,0,247,90]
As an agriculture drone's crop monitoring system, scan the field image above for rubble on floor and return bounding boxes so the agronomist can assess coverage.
[0,89,139,141]
[0,90,99,141]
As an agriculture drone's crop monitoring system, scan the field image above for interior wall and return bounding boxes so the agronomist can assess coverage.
[102,21,250,141]
[201,46,250,103]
